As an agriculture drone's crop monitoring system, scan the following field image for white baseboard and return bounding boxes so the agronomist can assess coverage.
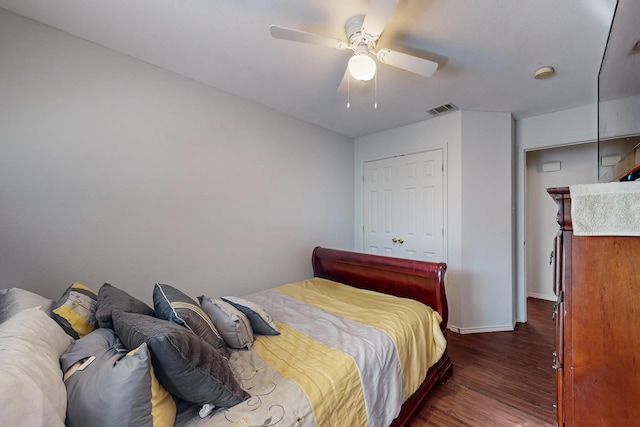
[447,323,515,335]
[527,292,556,301]
[447,295,555,335]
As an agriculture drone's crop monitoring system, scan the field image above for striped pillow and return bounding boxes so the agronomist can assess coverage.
[153,283,227,355]
[51,283,97,339]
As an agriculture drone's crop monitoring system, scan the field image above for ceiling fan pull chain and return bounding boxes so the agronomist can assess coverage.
[347,72,351,109]
[374,71,378,109]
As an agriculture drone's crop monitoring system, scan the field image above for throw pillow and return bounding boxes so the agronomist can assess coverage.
[198,296,254,349]
[0,307,73,427]
[113,311,249,407]
[0,287,53,324]
[153,283,227,355]
[51,282,98,339]
[95,283,154,329]
[61,328,176,427]
[221,296,279,335]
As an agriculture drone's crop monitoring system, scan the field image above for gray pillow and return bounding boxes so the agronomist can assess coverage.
[153,283,228,356]
[0,288,53,324]
[61,328,176,427]
[221,296,279,335]
[0,307,72,427]
[198,296,254,349]
[113,311,249,407]
[95,283,154,329]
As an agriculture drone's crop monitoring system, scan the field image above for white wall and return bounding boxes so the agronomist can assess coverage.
[460,111,514,332]
[355,111,514,333]
[0,10,354,304]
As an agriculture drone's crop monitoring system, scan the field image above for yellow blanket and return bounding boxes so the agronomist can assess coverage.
[274,278,446,399]
[183,278,447,427]
[252,321,367,426]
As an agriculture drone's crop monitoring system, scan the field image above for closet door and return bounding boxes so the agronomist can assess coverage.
[363,149,444,261]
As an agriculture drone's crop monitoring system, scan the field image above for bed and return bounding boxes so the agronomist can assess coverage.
[310,246,453,426]
[0,246,453,427]
[175,246,453,427]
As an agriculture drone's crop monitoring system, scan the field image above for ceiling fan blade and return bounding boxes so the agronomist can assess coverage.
[269,25,348,50]
[376,48,438,77]
[337,67,349,93]
[362,0,400,40]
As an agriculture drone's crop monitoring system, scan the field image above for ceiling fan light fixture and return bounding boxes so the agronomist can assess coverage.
[348,54,376,81]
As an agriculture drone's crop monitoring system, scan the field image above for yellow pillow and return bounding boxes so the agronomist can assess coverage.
[51,283,97,339]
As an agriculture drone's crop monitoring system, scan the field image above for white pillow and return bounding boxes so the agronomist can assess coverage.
[0,307,73,427]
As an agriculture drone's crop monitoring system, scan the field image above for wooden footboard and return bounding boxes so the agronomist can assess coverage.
[311,247,453,426]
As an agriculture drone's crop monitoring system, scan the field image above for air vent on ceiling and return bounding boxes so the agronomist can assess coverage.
[426,102,458,117]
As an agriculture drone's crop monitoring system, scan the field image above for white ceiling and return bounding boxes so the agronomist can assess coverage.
[0,0,624,138]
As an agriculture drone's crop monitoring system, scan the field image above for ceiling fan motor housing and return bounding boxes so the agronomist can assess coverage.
[345,15,376,50]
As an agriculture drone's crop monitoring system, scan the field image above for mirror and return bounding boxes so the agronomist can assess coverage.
[597,0,640,182]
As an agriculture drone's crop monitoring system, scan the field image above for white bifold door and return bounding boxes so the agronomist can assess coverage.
[363,149,444,261]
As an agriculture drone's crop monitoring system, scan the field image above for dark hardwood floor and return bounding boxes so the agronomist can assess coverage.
[409,298,556,427]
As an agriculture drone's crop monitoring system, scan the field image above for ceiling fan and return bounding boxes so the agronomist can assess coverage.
[269,0,438,86]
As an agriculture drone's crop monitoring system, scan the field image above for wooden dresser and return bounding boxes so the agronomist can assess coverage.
[548,187,640,426]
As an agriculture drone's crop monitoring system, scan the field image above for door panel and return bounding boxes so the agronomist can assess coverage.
[363,150,444,260]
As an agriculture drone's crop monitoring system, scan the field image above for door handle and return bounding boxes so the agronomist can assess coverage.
[391,237,404,244]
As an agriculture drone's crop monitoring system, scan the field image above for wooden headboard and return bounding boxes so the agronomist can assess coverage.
[311,247,448,331]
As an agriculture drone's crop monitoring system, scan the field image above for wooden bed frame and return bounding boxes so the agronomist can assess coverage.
[311,247,454,426]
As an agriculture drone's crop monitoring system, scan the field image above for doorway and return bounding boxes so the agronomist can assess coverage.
[525,143,596,300]
[524,136,637,300]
